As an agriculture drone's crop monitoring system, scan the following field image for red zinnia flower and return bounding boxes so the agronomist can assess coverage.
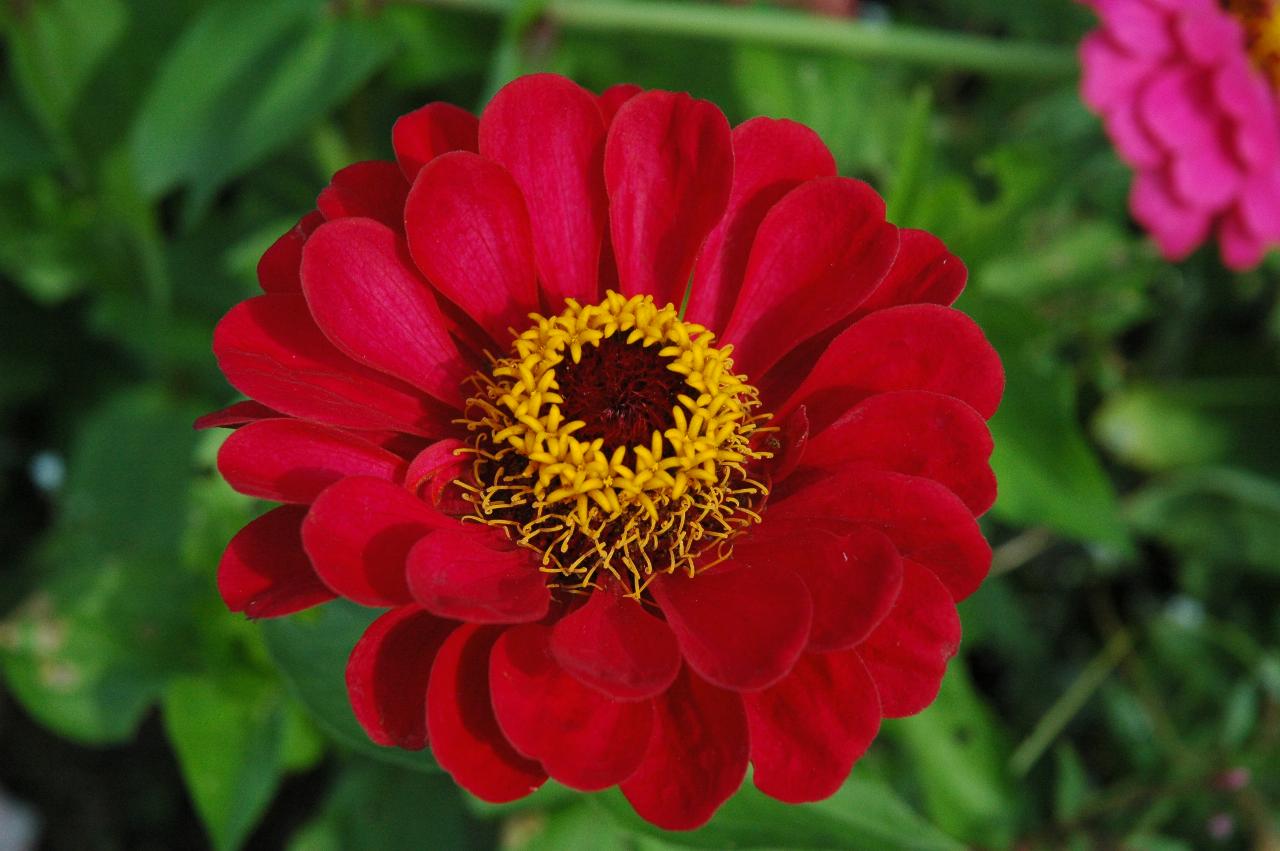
[204,74,1003,830]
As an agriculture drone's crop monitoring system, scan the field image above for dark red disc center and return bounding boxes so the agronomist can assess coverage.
[555,336,687,449]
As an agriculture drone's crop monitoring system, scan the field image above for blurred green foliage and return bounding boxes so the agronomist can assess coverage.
[1,0,1278,849]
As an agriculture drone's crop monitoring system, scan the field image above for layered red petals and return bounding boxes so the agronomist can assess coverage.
[744,651,880,803]
[723,178,900,377]
[301,476,451,607]
[775,469,991,601]
[217,506,335,618]
[605,91,733,306]
[549,588,682,701]
[405,152,539,342]
[687,117,837,332]
[620,668,749,831]
[480,74,608,307]
[736,523,903,652]
[217,418,404,504]
[258,211,324,293]
[316,161,410,230]
[850,228,967,320]
[193,400,278,430]
[301,218,468,406]
[403,438,469,508]
[346,606,454,750]
[406,528,550,624]
[392,101,479,181]
[652,563,812,692]
[427,624,547,802]
[490,624,653,791]
[805,391,997,516]
[213,294,446,435]
[782,303,1005,432]
[857,561,961,718]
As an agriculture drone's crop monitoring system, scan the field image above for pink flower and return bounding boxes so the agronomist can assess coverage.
[1079,0,1280,269]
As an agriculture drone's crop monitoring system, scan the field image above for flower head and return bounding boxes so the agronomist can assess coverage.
[1079,0,1280,269]
[205,74,1004,830]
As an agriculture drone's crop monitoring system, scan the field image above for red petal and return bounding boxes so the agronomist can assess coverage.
[652,563,812,692]
[598,83,643,125]
[774,469,991,601]
[213,294,450,435]
[406,528,549,624]
[193,400,279,430]
[427,624,547,802]
[218,419,405,504]
[722,178,899,377]
[404,438,470,511]
[218,506,335,618]
[687,117,836,333]
[744,650,880,803]
[849,229,967,319]
[404,151,539,343]
[736,522,902,652]
[302,476,451,607]
[857,560,961,718]
[480,74,608,308]
[605,90,733,307]
[346,605,454,750]
[301,218,468,406]
[549,588,681,701]
[620,668,748,831]
[392,101,479,182]
[258,211,324,293]
[316,161,410,231]
[490,624,653,791]
[806,390,997,516]
[782,304,1005,432]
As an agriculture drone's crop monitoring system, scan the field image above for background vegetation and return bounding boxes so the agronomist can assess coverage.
[1,0,1278,848]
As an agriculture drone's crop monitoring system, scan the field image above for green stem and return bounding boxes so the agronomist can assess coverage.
[1009,629,1133,777]
[413,0,1079,78]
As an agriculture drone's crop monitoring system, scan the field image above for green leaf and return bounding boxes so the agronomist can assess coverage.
[260,600,439,770]
[1094,380,1280,475]
[0,387,205,743]
[1127,468,1280,574]
[969,296,1131,550]
[515,802,630,851]
[883,663,1021,846]
[287,758,483,851]
[596,776,963,851]
[3,0,127,151]
[130,0,392,215]
[1052,745,1092,823]
[163,673,291,851]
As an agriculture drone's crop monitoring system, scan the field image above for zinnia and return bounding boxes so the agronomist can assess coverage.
[203,74,1003,830]
[1079,0,1280,269]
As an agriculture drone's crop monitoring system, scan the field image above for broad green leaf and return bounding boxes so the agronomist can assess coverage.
[1094,381,1280,475]
[130,0,392,214]
[883,663,1021,846]
[1052,745,1092,823]
[163,673,291,851]
[3,0,126,148]
[515,802,630,851]
[287,759,482,851]
[969,296,1131,550]
[0,387,204,743]
[261,600,439,771]
[1127,468,1280,573]
[596,775,963,851]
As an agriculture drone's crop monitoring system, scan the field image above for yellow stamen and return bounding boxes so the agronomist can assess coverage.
[457,291,771,599]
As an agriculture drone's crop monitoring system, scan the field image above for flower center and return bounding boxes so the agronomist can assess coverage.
[1227,0,1280,88]
[458,291,771,598]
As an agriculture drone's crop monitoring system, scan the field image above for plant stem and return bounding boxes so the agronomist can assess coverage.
[1010,629,1133,777]
[414,0,1080,79]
